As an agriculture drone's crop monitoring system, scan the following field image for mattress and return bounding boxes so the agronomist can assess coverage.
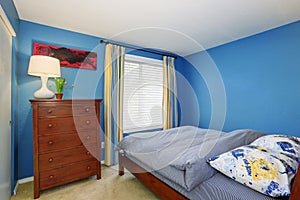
[118,126,264,191]
[125,154,288,200]
[187,173,288,200]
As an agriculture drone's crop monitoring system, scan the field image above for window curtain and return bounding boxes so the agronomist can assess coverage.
[163,56,178,130]
[104,44,125,166]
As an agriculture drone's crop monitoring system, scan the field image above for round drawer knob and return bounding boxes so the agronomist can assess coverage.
[85,108,90,112]
[86,136,90,140]
[86,151,90,155]
[48,157,53,162]
[85,120,90,125]
[49,175,54,179]
[48,123,53,128]
[87,166,91,170]
[47,109,52,113]
[48,140,54,145]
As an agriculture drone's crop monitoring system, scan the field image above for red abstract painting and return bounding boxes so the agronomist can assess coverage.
[33,42,97,70]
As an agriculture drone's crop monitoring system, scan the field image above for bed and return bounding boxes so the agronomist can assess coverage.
[117,126,300,200]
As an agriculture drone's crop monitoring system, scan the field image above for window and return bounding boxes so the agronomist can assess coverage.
[123,54,163,133]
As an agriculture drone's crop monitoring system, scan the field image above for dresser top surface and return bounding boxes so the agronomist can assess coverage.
[30,99,102,104]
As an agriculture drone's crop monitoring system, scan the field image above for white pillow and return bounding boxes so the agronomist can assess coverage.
[251,134,300,158]
[208,140,299,197]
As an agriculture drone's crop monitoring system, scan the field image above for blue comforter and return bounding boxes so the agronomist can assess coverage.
[117,126,264,191]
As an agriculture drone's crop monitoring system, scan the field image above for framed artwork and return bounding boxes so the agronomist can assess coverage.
[33,42,97,70]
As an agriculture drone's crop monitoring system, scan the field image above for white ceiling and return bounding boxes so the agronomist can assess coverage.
[13,0,300,56]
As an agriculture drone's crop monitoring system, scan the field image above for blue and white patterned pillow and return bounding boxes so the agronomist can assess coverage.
[208,135,300,197]
[251,135,300,159]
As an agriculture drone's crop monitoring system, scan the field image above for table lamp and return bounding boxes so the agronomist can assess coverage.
[28,55,61,99]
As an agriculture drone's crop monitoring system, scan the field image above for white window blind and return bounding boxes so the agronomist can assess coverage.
[123,54,163,133]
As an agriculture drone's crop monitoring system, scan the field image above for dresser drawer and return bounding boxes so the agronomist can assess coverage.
[39,104,96,118]
[39,146,97,171]
[38,132,97,152]
[38,116,98,135]
[39,160,97,190]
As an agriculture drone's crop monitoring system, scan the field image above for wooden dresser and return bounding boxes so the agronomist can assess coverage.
[30,99,102,199]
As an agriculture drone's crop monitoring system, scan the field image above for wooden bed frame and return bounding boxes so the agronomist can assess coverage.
[118,153,300,200]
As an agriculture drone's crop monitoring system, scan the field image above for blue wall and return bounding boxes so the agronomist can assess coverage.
[0,0,19,194]
[179,20,300,137]
[0,0,19,32]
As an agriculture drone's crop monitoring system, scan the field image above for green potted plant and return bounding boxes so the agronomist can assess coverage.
[54,77,66,99]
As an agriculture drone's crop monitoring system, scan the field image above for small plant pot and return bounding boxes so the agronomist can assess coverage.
[55,93,63,99]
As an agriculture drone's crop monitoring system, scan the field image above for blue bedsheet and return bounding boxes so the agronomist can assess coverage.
[118,126,264,191]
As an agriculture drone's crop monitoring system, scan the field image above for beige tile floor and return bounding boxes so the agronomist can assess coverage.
[11,165,159,200]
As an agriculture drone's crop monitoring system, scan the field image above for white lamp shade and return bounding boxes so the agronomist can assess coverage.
[28,55,61,77]
[28,55,61,99]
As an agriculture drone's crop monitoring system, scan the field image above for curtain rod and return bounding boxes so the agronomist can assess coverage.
[100,40,177,59]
